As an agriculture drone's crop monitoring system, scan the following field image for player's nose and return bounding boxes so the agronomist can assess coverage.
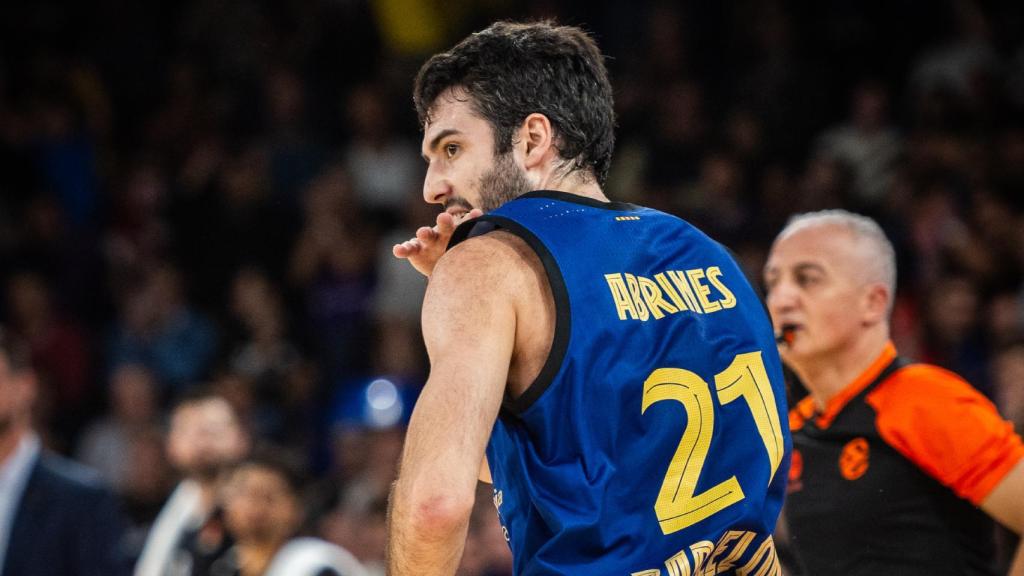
[423,164,452,206]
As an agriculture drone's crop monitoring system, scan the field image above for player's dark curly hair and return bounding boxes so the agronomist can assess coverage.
[414,21,616,186]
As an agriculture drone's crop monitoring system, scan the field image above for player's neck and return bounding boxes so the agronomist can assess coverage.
[794,331,891,412]
[535,171,608,203]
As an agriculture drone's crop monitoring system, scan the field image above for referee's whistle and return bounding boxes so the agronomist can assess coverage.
[775,326,796,346]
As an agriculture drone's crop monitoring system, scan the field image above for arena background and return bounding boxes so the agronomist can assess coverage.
[2,0,1024,573]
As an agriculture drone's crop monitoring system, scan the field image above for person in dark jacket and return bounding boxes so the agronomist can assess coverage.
[0,326,129,576]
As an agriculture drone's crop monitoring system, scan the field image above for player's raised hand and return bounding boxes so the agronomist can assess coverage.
[392,208,483,277]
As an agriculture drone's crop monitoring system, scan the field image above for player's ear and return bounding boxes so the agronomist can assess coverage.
[520,113,554,169]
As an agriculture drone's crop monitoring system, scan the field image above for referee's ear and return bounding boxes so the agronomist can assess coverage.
[861,282,890,327]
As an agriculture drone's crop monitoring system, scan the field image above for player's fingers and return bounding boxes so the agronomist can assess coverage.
[415,226,437,242]
[436,211,455,235]
[394,239,422,257]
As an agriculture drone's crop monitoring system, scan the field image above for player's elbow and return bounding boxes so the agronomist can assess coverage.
[394,487,474,537]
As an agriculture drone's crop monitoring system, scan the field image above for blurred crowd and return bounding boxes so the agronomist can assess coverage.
[1,0,1024,573]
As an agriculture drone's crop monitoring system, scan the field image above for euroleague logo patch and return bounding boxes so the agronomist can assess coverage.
[839,437,870,480]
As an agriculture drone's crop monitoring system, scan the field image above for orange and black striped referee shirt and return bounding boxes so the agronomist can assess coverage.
[786,342,1024,575]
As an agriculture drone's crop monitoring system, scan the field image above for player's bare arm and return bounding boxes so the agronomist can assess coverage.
[392,208,483,277]
[387,231,552,575]
[980,460,1024,575]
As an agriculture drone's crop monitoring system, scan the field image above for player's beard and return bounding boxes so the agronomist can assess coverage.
[476,150,533,213]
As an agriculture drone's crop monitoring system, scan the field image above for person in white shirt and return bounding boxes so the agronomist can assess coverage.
[134,391,250,576]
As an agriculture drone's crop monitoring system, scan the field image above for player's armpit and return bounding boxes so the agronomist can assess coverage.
[387,235,520,575]
[480,455,492,484]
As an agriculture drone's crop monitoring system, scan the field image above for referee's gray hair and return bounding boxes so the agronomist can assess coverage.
[776,209,897,313]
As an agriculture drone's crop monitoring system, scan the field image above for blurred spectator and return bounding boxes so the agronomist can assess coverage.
[794,154,854,213]
[218,451,366,576]
[264,67,324,220]
[226,268,301,396]
[344,83,420,221]
[221,267,313,445]
[645,80,707,190]
[371,192,435,378]
[315,377,415,574]
[104,159,172,287]
[109,263,218,394]
[816,80,903,209]
[5,270,92,447]
[921,274,992,397]
[30,91,101,232]
[289,164,376,383]
[994,341,1024,434]
[988,291,1024,348]
[682,151,750,244]
[134,392,250,576]
[960,188,1014,287]
[319,497,387,576]
[905,182,971,288]
[0,327,129,576]
[325,377,415,506]
[5,190,59,273]
[119,426,175,567]
[172,144,293,312]
[76,364,160,488]
[909,0,999,127]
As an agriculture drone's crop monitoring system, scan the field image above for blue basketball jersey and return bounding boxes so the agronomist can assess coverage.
[449,191,791,576]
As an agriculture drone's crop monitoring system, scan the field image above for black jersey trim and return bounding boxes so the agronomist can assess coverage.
[798,355,912,432]
[854,356,912,403]
[518,189,640,211]
[449,214,570,416]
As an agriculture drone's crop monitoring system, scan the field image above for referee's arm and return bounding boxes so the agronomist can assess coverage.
[982,461,1024,576]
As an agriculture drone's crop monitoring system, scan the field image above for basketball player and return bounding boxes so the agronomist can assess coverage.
[387,21,790,575]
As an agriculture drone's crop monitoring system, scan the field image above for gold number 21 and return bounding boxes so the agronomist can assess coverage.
[641,351,785,535]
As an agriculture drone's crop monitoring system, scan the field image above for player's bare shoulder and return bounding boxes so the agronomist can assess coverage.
[431,230,544,297]
[428,230,555,399]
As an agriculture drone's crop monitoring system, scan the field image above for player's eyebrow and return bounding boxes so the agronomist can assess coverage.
[422,128,462,162]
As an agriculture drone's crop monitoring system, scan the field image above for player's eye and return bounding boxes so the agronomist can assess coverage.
[445,143,460,159]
